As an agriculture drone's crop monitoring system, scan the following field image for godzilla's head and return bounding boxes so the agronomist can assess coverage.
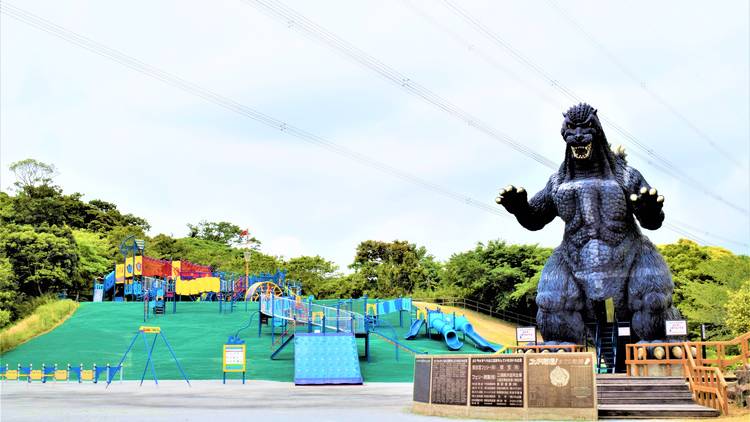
[561,103,604,161]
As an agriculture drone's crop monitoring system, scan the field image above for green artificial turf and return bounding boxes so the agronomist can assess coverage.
[0,301,496,382]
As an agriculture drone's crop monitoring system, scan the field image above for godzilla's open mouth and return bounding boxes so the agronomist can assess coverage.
[571,143,592,159]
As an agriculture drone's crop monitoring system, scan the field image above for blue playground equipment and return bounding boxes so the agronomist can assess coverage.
[293,332,363,385]
[406,308,500,352]
[108,326,189,387]
[227,292,422,385]
[405,318,425,340]
[427,310,463,350]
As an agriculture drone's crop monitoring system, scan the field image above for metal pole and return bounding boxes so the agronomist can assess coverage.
[160,333,191,386]
[107,331,140,387]
[140,332,159,386]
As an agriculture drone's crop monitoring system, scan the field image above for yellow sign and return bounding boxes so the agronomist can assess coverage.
[171,260,182,282]
[124,256,143,277]
[311,311,324,323]
[223,344,246,373]
[81,370,94,381]
[30,370,43,381]
[139,326,161,333]
[54,370,68,381]
[6,370,18,380]
[116,264,125,282]
[366,303,378,316]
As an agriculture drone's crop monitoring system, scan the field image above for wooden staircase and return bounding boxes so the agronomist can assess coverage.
[597,375,720,418]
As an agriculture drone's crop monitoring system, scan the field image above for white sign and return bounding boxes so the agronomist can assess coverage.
[516,326,536,342]
[225,349,244,365]
[617,326,631,336]
[665,320,688,336]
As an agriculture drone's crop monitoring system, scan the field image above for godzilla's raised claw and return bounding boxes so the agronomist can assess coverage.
[496,185,528,214]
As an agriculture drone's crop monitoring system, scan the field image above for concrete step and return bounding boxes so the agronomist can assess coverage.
[598,404,720,418]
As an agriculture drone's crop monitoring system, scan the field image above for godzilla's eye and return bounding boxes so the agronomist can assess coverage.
[566,123,575,130]
[585,121,593,128]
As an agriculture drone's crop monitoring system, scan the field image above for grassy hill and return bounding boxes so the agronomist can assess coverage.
[0,301,516,382]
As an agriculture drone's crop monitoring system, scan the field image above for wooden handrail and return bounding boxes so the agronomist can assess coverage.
[683,342,729,416]
[624,331,750,375]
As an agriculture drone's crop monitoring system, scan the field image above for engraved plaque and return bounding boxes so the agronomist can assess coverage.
[430,357,469,405]
[470,356,524,407]
[413,358,431,403]
[527,353,595,408]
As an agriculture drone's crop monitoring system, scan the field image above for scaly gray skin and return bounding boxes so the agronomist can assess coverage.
[496,103,679,344]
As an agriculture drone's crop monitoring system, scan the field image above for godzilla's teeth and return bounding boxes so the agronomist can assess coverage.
[571,142,592,159]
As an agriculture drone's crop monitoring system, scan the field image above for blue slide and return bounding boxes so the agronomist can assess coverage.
[405,318,425,340]
[454,315,500,352]
[103,271,116,292]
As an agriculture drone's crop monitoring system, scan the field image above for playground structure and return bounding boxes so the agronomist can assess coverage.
[108,326,190,386]
[92,237,304,317]
[228,294,423,385]
[405,306,500,352]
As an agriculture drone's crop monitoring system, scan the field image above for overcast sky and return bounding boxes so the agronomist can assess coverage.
[2,0,748,270]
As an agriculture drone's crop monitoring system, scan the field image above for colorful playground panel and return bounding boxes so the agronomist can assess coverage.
[294,333,363,385]
[223,344,246,372]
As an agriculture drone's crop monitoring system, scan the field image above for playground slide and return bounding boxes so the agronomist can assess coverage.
[463,328,499,352]
[103,271,115,292]
[405,318,424,340]
[428,311,463,351]
[454,315,499,352]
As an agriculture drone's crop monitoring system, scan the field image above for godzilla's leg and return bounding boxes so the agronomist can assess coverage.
[628,239,678,341]
[536,249,585,344]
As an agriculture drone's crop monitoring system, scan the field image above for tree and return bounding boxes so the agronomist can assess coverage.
[2,224,79,296]
[9,158,57,190]
[725,280,750,336]
[660,239,750,338]
[286,255,340,298]
[73,230,112,299]
[187,220,257,246]
[350,240,437,297]
[0,257,16,328]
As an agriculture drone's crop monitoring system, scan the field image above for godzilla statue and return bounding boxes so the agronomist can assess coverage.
[496,103,679,344]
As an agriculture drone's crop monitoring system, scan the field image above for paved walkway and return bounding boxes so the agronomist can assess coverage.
[1,380,468,422]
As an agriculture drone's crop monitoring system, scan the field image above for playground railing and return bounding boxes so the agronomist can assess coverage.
[260,295,367,334]
[412,297,536,326]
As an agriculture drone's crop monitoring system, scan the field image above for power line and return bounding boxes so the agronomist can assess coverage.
[401,0,692,187]
[243,0,557,170]
[0,1,509,222]
[401,0,749,248]
[545,0,746,171]
[0,2,735,248]
[240,0,748,248]
[440,0,748,216]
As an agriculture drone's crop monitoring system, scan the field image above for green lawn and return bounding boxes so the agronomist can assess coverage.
[0,301,498,382]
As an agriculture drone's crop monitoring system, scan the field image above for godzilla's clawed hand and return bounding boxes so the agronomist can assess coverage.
[495,185,528,214]
[629,186,664,214]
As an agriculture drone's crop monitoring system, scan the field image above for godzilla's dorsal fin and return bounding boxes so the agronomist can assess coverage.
[613,144,628,163]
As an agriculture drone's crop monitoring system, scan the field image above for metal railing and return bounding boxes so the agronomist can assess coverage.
[412,297,536,326]
[260,294,366,334]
